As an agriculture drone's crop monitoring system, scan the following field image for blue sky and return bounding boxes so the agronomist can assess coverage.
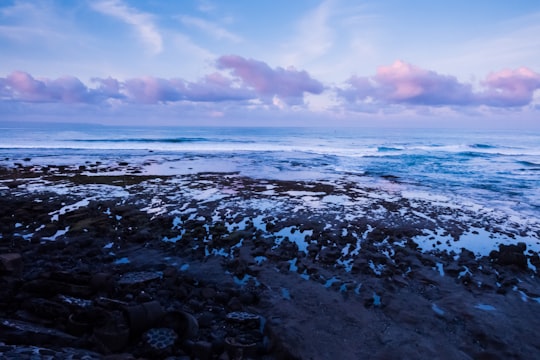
[1,0,540,127]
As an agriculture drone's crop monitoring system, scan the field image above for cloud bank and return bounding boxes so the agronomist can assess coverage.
[339,60,540,109]
[1,58,539,123]
[1,55,324,107]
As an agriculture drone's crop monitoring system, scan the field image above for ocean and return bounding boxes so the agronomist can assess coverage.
[1,122,539,218]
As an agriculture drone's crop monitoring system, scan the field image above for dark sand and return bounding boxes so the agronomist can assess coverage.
[1,164,540,359]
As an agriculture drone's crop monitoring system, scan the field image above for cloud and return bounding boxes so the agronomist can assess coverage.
[2,71,96,103]
[91,0,163,55]
[1,71,253,105]
[183,73,253,102]
[281,0,334,67]
[122,73,254,104]
[123,77,184,103]
[0,1,74,43]
[377,60,474,105]
[217,55,324,105]
[91,77,123,98]
[178,15,242,42]
[481,67,540,107]
[338,60,540,109]
[2,60,539,120]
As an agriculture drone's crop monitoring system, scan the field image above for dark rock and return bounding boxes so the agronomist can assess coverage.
[141,327,178,357]
[0,253,23,275]
[192,340,213,360]
[123,301,164,337]
[319,246,341,263]
[227,297,242,311]
[22,298,70,321]
[162,310,199,340]
[93,312,130,352]
[0,318,79,347]
[201,286,217,300]
[492,243,527,269]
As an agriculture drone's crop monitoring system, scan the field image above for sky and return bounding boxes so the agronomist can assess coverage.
[1,0,540,128]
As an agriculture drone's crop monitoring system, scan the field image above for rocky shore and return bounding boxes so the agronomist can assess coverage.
[1,162,540,359]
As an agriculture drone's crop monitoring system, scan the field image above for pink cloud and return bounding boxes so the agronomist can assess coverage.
[4,71,51,102]
[122,74,254,103]
[340,60,540,109]
[481,67,540,107]
[3,71,105,103]
[1,71,254,105]
[47,76,92,103]
[2,60,540,117]
[123,76,185,103]
[217,55,324,104]
[92,77,123,98]
[183,72,253,102]
[375,61,474,105]
[341,61,474,106]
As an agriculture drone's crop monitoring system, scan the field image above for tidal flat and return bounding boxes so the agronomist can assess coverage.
[1,162,540,359]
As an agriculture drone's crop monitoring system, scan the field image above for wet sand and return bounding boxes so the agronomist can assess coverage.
[1,163,540,359]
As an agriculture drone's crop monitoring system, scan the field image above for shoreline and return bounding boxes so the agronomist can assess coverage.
[1,164,540,359]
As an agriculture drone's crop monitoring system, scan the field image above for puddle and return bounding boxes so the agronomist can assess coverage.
[114,257,130,265]
[163,235,182,243]
[254,256,267,265]
[273,226,313,253]
[474,304,496,311]
[432,303,445,316]
[435,262,445,277]
[180,264,190,271]
[233,274,260,287]
[288,258,298,272]
[281,287,291,300]
[372,292,381,306]
[324,276,340,288]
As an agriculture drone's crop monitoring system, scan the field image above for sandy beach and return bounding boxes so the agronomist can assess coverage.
[1,162,539,359]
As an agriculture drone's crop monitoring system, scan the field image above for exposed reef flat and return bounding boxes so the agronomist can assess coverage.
[1,163,540,359]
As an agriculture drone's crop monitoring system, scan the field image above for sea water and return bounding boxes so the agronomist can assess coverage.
[1,122,539,219]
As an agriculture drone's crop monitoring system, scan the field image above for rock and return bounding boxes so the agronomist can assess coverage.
[123,301,165,337]
[162,310,199,340]
[224,332,260,358]
[117,271,162,286]
[0,318,79,347]
[142,327,178,357]
[93,317,130,352]
[226,311,260,329]
[22,298,70,321]
[201,286,217,299]
[227,297,242,311]
[458,248,476,266]
[491,243,527,269]
[0,253,23,275]
[0,344,102,359]
[319,246,341,263]
[192,340,213,360]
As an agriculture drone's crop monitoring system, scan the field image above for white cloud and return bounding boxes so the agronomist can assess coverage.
[178,15,242,42]
[91,0,163,55]
[197,0,217,13]
[281,0,334,67]
[0,1,68,42]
